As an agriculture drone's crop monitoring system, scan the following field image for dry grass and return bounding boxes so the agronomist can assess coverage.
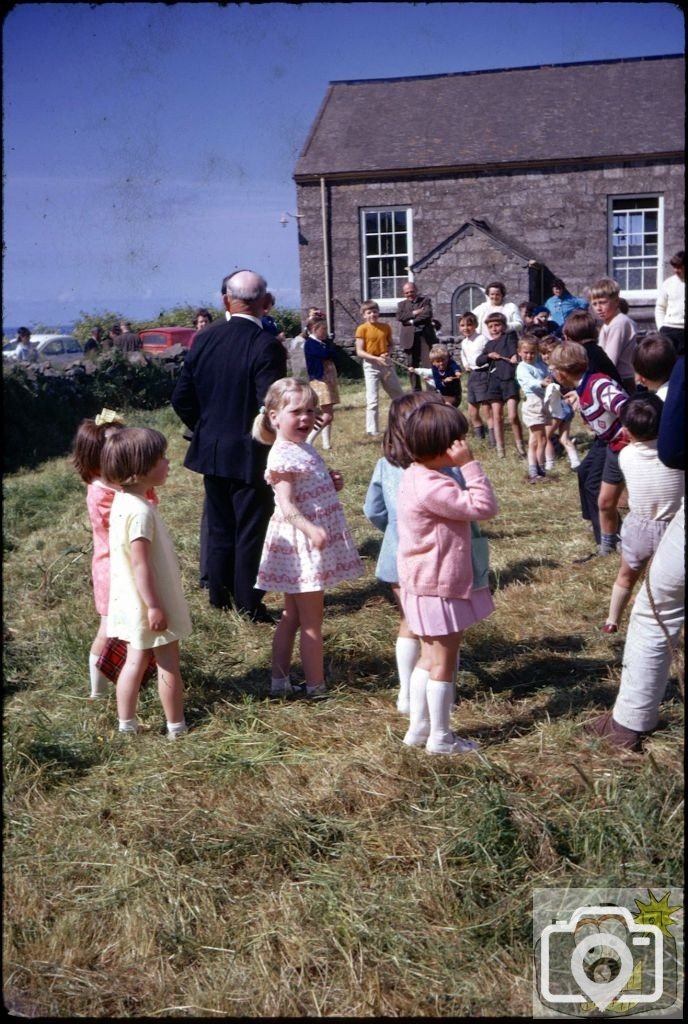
[3,383,683,1017]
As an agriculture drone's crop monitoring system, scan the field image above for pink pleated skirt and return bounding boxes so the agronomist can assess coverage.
[400,586,494,637]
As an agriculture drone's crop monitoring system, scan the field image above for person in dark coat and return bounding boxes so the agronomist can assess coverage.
[171,270,287,620]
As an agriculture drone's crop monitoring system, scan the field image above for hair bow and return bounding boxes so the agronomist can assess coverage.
[95,408,125,427]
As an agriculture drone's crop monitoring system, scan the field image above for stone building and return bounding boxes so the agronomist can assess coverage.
[292,55,684,343]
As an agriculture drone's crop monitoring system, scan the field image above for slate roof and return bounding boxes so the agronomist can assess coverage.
[294,55,685,180]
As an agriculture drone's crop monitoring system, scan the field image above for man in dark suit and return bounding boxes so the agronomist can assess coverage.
[396,281,437,392]
[171,269,287,620]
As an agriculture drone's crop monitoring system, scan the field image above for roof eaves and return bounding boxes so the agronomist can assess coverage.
[325,52,684,87]
[294,150,685,184]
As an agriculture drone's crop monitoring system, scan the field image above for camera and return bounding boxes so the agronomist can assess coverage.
[539,904,663,1012]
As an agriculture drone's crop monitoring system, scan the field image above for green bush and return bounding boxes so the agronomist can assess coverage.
[2,351,181,473]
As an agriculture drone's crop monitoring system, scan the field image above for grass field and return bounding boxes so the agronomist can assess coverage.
[3,382,683,1017]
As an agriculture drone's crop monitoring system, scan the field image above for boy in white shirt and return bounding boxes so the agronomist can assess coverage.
[602,393,684,633]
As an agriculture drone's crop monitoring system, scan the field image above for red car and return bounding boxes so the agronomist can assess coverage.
[139,326,196,354]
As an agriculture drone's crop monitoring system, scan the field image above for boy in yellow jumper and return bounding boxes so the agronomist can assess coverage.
[355,300,404,436]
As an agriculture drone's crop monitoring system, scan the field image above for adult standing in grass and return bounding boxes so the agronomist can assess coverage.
[654,250,684,355]
[396,281,437,392]
[171,269,287,621]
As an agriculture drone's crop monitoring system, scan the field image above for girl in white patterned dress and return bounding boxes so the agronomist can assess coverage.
[253,379,363,698]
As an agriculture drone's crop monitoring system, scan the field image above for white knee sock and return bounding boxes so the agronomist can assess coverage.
[395,637,420,714]
[425,679,478,754]
[403,666,430,745]
[306,426,321,445]
[321,423,332,449]
[89,654,110,698]
[426,679,455,747]
[607,583,632,627]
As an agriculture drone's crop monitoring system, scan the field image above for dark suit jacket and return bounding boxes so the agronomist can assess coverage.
[396,295,436,351]
[171,315,287,484]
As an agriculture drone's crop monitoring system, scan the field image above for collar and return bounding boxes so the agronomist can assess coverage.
[231,313,263,327]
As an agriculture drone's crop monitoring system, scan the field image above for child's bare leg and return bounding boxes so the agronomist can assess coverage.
[545,421,558,465]
[506,396,525,452]
[599,481,625,552]
[154,641,185,725]
[271,593,300,679]
[88,616,111,698]
[296,591,325,688]
[116,646,150,724]
[605,559,643,630]
[90,616,109,658]
[491,400,505,454]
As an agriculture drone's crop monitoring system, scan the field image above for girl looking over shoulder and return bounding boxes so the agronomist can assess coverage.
[101,427,191,738]
[397,402,498,754]
[253,378,363,699]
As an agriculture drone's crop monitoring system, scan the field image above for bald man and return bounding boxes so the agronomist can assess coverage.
[172,270,287,620]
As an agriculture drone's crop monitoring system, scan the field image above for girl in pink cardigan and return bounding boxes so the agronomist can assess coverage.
[397,403,498,754]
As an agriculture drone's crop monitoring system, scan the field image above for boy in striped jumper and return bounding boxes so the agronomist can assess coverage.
[601,393,684,633]
[548,341,629,558]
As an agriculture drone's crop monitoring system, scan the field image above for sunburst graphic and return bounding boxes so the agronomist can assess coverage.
[634,890,681,937]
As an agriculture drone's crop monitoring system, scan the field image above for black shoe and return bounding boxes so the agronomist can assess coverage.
[573,550,599,564]
[246,605,279,625]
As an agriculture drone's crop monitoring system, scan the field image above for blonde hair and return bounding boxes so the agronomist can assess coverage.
[517,334,540,353]
[547,341,588,376]
[252,377,320,445]
[429,343,450,362]
[100,427,167,486]
[589,277,620,301]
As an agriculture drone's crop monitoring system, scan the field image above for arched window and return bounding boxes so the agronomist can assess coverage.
[451,283,485,335]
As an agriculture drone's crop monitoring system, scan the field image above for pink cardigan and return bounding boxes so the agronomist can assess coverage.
[397,461,498,598]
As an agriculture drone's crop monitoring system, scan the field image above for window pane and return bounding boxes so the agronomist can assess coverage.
[365,212,378,234]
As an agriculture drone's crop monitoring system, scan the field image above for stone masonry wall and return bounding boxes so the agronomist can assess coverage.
[296,158,684,346]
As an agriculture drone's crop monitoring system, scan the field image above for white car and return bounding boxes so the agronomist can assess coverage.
[3,334,84,364]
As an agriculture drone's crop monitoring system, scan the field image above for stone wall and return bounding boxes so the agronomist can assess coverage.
[295,158,684,343]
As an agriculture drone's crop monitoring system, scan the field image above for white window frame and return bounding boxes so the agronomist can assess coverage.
[608,194,663,299]
[360,206,413,312]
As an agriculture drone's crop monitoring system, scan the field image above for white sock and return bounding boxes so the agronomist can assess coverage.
[403,666,430,745]
[89,654,110,698]
[306,426,321,445]
[167,718,188,738]
[395,637,420,713]
[426,679,455,747]
[545,459,556,472]
[119,716,140,733]
[567,448,581,468]
[321,423,332,448]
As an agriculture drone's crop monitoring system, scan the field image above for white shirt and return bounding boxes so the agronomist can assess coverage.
[472,301,523,334]
[460,332,489,370]
[655,273,685,329]
[619,440,684,522]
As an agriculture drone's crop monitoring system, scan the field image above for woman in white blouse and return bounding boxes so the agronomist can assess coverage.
[472,281,523,334]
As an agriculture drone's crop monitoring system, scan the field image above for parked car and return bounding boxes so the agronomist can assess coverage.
[139,327,196,354]
[2,334,84,364]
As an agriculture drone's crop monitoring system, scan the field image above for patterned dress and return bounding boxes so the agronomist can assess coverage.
[256,441,363,593]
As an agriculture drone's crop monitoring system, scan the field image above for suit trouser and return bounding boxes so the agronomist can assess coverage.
[203,475,273,612]
[613,499,685,732]
[405,332,432,392]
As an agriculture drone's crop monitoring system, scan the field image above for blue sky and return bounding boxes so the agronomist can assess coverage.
[2,1,684,328]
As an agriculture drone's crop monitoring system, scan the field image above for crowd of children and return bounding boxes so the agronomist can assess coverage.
[71,267,683,755]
